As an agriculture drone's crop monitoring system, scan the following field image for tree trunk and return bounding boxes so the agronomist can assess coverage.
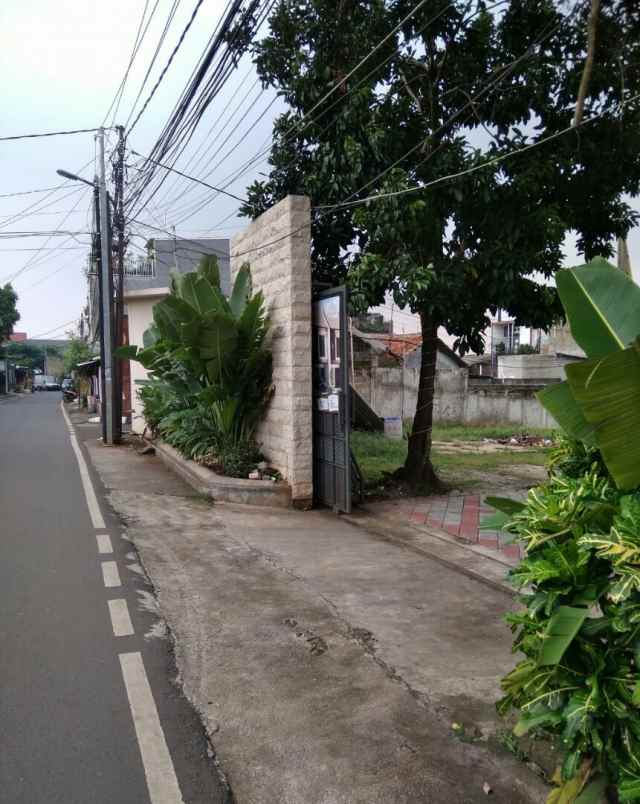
[403,312,446,492]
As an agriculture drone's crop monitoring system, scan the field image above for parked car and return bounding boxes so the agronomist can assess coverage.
[61,378,73,391]
[44,377,60,391]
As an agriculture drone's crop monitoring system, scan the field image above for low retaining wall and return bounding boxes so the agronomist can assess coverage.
[155,441,292,508]
[354,366,556,428]
[464,380,556,428]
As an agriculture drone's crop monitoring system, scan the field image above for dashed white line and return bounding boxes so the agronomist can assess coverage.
[96,532,114,554]
[59,401,106,529]
[119,652,185,804]
[108,598,135,637]
[101,560,121,588]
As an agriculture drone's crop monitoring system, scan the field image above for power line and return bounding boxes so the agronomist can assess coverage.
[124,0,183,128]
[315,92,640,212]
[3,185,92,283]
[147,4,579,241]
[125,0,273,218]
[0,185,67,199]
[127,0,209,135]
[0,209,85,220]
[30,318,79,339]
[129,150,249,204]
[308,6,580,214]
[158,0,496,224]
[0,246,86,253]
[168,94,279,224]
[151,65,259,210]
[212,0,463,195]
[0,185,85,232]
[20,257,80,291]
[0,127,102,142]
[107,0,164,128]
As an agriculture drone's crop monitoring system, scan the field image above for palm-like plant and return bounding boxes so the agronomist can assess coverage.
[119,256,272,444]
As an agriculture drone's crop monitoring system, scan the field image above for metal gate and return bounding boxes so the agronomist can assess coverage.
[312,287,352,512]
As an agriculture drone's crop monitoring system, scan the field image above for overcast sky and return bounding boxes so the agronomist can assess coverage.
[0,0,282,338]
[0,1,638,339]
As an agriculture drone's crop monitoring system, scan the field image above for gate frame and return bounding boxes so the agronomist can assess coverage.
[312,285,352,513]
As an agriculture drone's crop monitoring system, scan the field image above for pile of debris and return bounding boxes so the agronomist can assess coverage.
[486,433,554,448]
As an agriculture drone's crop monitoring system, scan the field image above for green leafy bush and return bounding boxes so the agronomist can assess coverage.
[491,261,640,802]
[210,439,263,479]
[137,382,184,435]
[120,256,272,478]
[496,454,640,801]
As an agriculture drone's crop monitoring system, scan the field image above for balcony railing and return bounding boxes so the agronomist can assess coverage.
[124,256,155,278]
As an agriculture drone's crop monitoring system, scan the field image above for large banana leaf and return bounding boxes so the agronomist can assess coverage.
[556,258,640,358]
[198,254,220,287]
[537,381,596,444]
[229,263,252,318]
[153,295,197,342]
[198,311,238,382]
[565,342,640,490]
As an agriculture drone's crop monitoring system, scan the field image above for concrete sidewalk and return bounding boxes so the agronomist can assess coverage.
[84,431,548,803]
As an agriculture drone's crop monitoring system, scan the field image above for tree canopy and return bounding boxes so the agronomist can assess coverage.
[63,337,94,377]
[240,0,640,487]
[0,283,19,344]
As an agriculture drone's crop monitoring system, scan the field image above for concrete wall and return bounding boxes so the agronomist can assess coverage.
[464,381,556,428]
[354,359,465,420]
[497,353,577,381]
[124,290,168,434]
[355,365,555,429]
[230,195,313,506]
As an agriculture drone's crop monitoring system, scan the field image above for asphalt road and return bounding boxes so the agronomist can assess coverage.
[0,392,226,804]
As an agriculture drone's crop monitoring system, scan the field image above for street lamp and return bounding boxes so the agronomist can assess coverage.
[56,168,95,188]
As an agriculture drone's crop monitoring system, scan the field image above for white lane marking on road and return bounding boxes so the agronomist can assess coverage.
[59,402,106,529]
[101,560,122,588]
[108,598,135,637]
[119,652,185,804]
[96,533,114,554]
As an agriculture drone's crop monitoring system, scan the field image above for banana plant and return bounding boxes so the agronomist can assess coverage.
[537,258,640,490]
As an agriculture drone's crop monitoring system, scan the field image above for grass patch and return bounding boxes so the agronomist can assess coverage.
[351,429,549,488]
[430,423,554,442]
[352,431,406,486]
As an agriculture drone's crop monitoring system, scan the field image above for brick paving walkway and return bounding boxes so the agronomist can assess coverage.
[367,494,524,565]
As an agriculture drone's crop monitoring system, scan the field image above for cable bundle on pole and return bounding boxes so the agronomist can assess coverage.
[124,0,274,219]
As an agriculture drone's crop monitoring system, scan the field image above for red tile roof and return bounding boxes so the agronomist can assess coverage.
[357,332,422,359]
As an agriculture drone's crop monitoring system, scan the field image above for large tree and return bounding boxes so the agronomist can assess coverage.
[240,0,640,489]
[0,283,19,344]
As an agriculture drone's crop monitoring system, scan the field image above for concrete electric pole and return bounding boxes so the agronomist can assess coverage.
[97,127,116,445]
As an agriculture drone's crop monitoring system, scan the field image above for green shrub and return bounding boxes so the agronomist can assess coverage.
[495,451,640,801]
[209,439,263,479]
[489,261,640,801]
[120,256,273,478]
[138,382,184,434]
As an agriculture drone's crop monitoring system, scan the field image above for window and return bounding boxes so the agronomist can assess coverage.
[317,331,327,359]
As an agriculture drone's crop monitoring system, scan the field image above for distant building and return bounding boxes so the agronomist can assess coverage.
[9,332,27,342]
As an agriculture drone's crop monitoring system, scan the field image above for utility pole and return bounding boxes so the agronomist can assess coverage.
[93,178,107,443]
[98,127,116,445]
[112,125,127,441]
